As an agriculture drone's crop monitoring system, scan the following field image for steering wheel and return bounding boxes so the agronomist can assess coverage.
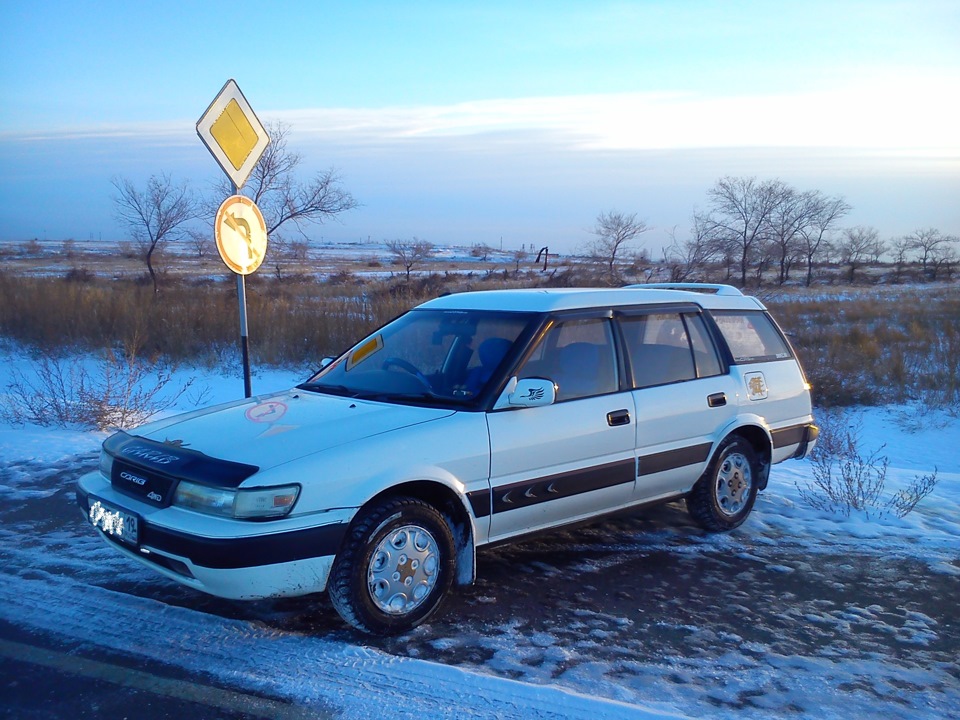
[382,357,432,389]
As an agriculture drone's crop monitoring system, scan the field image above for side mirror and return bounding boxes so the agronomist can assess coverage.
[494,377,556,410]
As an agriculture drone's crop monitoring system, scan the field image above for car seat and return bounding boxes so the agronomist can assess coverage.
[463,337,513,395]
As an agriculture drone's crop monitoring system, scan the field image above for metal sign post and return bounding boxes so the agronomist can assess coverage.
[237,273,252,398]
[230,182,251,399]
[214,190,268,398]
[197,80,271,398]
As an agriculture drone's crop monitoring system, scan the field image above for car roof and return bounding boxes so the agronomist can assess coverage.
[418,284,766,314]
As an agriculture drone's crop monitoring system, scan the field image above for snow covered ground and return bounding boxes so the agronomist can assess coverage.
[0,350,957,718]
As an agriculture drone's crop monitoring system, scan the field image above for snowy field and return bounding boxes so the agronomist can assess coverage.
[0,350,957,718]
[1,236,533,282]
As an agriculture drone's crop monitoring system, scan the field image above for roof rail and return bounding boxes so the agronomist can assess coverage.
[626,283,744,296]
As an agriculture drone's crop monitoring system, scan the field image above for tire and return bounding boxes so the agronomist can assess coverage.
[328,496,455,635]
[687,436,759,532]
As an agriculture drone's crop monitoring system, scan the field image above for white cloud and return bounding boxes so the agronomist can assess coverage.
[267,77,960,156]
[0,121,195,145]
[8,74,958,159]
[2,80,957,246]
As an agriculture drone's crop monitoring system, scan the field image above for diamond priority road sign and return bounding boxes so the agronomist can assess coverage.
[197,79,270,190]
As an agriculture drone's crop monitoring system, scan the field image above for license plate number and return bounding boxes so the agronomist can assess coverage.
[89,499,139,546]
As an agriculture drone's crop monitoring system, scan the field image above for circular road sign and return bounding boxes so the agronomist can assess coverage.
[214,195,268,275]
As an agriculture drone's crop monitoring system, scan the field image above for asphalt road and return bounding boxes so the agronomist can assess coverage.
[0,622,314,720]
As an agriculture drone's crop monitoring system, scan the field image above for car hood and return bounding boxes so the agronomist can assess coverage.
[136,389,456,471]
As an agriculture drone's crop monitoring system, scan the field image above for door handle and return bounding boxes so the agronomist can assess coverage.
[607,409,631,426]
[707,392,727,408]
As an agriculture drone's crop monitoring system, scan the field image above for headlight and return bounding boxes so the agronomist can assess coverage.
[173,482,235,516]
[173,481,300,519]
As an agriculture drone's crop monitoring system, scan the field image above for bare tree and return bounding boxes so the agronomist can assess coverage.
[929,238,959,281]
[705,177,788,286]
[386,238,434,280]
[797,191,851,286]
[267,235,290,281]
[511,248,529,274]
[112,174,198,293]
[185,228,211,258]
[588,210,649,284]
[662,213,722,282]
[471,243,494,261]
[906,228,948,279]
[838,226,879,283]
[867,235,888,264]
[217,122,358,238]
[753,239,775,287]
[766,185,807,285]
[890,236,914,283]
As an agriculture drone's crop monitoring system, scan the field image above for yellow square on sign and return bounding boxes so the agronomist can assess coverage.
[210,99,259,171]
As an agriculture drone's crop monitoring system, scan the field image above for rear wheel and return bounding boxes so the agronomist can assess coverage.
[328,497,455,635]
[687,436,759,531]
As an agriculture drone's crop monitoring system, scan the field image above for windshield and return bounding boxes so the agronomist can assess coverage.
[301,308,534,406]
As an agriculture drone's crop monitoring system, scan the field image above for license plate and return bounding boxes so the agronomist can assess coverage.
[88,498,139,546]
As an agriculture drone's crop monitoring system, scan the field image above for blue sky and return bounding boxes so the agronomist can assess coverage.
[1,0,958,253]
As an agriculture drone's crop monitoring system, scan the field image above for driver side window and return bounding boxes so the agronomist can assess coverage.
[518,318,618,401]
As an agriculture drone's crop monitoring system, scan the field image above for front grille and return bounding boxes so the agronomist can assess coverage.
[111,461,178,508]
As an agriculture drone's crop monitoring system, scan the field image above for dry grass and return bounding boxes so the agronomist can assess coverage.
[0,270,519,366]
[767,287,960,409]
[1,270,956,409]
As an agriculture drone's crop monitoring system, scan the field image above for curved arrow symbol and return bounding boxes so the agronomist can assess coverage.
[223,211,262,264]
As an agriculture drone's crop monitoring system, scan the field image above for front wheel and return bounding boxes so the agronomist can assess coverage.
[328,497,455,635]
[687,436,759,532]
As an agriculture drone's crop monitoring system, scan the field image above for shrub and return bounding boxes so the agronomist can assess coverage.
[2,339,199,431]
[326,270,360,286]
[797,411,938,519]
[20,239,42,255]
[64,267,96,283]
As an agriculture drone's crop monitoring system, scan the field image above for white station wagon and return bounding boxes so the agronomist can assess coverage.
[78,284,818,634]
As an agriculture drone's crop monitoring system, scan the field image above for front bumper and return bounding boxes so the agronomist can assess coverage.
[76,472,350,600]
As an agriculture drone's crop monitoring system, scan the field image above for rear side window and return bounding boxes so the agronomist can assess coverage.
[711,311,793,363]
[620,313,696,387]
[620,312,723,387]
[685,313,723,378]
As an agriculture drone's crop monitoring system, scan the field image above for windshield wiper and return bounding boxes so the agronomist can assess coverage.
[302,384,470,407]
[386,392,472,407]
[298,382,359,398]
